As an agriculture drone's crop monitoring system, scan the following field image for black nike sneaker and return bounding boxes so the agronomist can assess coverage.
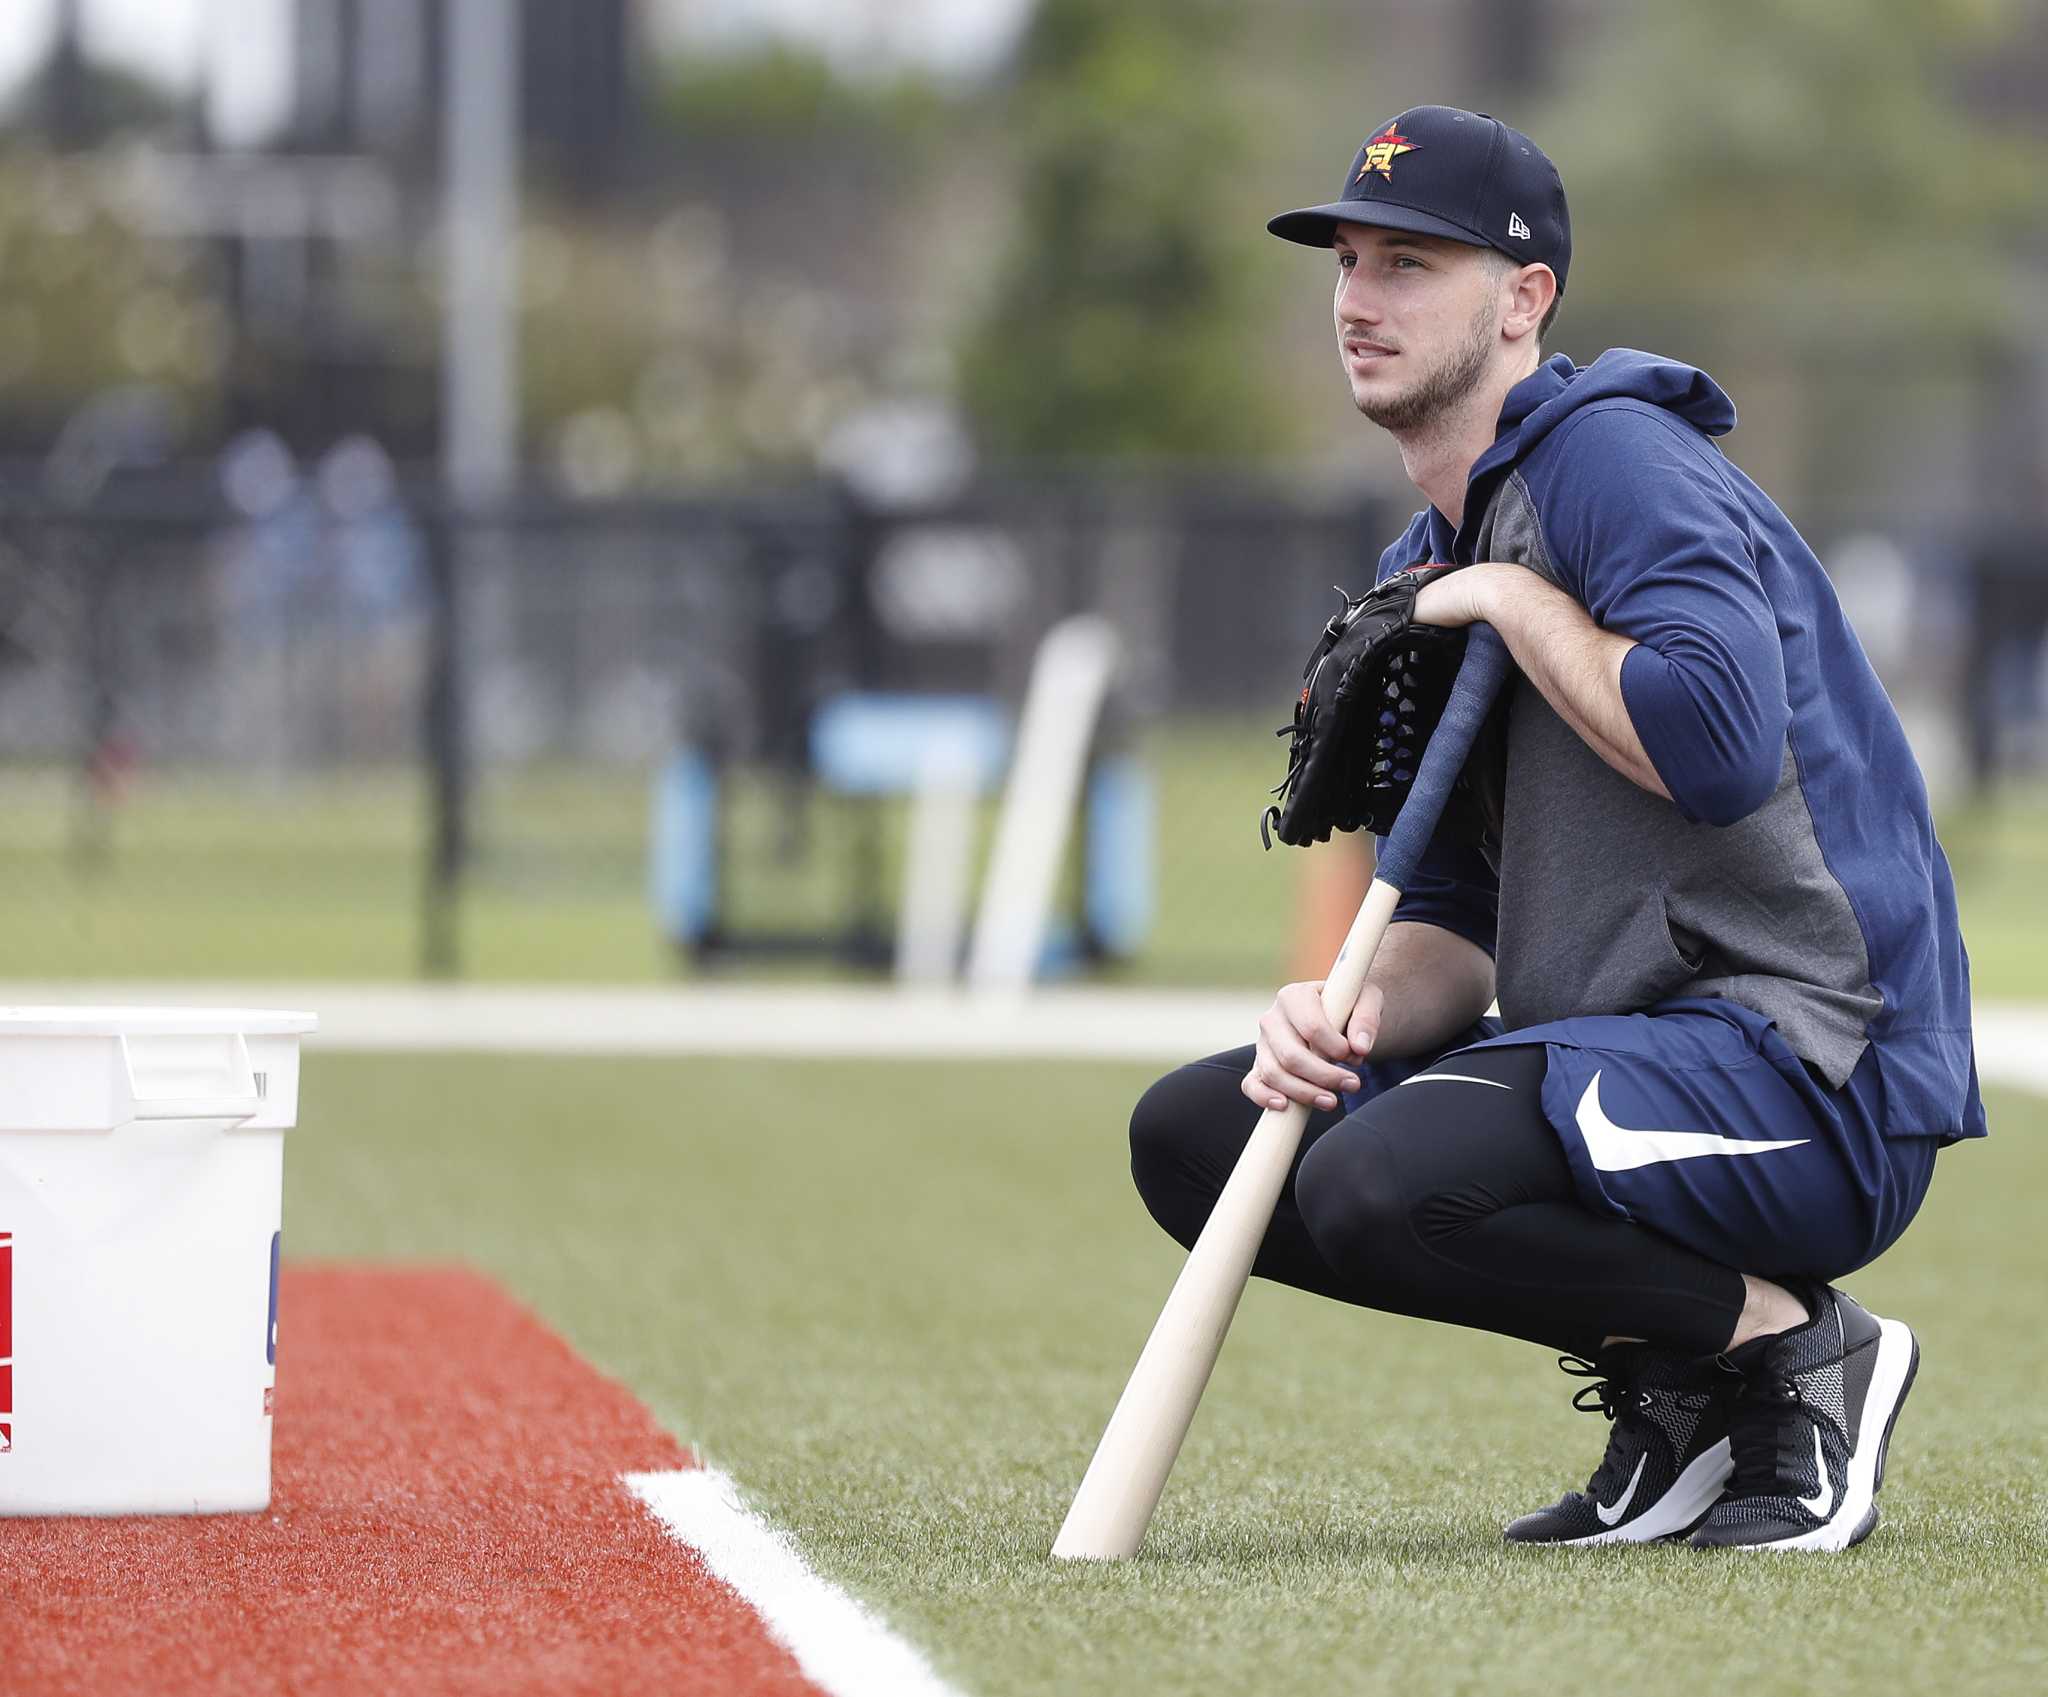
[1504,1345,1734,1546]
[1690,1282,1919,1552]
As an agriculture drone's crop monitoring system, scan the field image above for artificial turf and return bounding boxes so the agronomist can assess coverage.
[285,1052,2048,1697]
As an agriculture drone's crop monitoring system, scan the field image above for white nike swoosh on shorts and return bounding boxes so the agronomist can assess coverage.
[1397,1072,1513,1090]
[1574,1070,1810,1173]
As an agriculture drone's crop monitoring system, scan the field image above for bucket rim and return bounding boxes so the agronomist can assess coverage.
[0,1006,318,1036]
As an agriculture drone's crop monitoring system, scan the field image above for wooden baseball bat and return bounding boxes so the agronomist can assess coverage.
[1051,624,1511,1560]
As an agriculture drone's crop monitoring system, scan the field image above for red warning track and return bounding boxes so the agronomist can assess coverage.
[2,1265,823,1697]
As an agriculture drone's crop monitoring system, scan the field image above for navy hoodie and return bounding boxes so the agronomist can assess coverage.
[1381,349,1983,1142]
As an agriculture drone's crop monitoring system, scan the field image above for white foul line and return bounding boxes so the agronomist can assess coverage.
[623,1467,967,1697]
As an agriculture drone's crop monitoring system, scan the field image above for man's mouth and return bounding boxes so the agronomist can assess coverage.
[1344,341,1397,362]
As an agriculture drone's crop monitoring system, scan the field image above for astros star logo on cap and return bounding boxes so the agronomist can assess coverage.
[1354,124,1418,182]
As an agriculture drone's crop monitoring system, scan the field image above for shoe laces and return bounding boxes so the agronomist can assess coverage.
[1557,1354,1654,1499]
[1719,1359,1818,1498]
[1560,1353,1647,1423]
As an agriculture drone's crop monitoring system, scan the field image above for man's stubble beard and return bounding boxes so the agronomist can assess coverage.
[1356,295,1499,433]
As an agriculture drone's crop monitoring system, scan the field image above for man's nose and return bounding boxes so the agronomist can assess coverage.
[1335,271,1382,327]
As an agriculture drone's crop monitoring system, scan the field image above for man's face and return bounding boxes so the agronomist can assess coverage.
[1331,224,1502,432]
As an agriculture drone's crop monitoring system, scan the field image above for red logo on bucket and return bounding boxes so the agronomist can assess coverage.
[1,1229,12,1453]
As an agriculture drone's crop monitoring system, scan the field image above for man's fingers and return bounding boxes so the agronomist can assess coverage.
[1247,981,1367,1114]
[1347,983,1385,1055]
[1259,1015,1363,1095]
[1240,1056,1284,1110]
[1242,1046,1280,1110]
[1250,1028,1360,1112]
[1244,1061,1337,1112]
[1239,1068,1289,1111]
[1277,983,1353,1062]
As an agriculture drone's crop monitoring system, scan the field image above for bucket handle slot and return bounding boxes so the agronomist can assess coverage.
[117,1033,265,1126]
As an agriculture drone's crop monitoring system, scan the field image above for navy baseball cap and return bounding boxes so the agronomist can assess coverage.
[1268,105,1570,294]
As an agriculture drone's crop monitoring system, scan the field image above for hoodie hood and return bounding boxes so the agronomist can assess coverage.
[1458,348,1737,555]
[1499,348,1734,453]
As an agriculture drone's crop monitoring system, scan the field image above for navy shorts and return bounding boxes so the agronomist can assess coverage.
[1342,996,1938,1280]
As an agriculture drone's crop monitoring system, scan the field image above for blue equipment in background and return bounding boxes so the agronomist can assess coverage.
[650,688,1154,976]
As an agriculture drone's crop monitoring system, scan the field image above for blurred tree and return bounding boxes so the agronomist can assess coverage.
[958,0,1288,461]
[1529,0,2048,522]
[425,41,964,488]
[653,41,945,143]
[1,1,191,151]
[0,149,220,453]
[1534,0,2040,337]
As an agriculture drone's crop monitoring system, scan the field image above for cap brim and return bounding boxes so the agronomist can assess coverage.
[1266,199,1489,249]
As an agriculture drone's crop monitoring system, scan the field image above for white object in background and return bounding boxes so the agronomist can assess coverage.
[0,1006,317,1516]
[967,615,1119,993]
[895,733,984,984]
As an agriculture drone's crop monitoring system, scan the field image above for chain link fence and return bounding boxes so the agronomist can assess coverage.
[0,464,1422,987]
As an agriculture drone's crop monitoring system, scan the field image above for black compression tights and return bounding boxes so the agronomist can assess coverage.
[1128,1044,1746,1360]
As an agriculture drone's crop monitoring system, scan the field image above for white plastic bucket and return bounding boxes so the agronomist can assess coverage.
[0,1006,316,1515]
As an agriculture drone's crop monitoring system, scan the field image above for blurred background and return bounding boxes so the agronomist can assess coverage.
[0,0,2043,994]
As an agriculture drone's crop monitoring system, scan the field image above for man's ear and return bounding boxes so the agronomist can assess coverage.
[1503,264,1557,342]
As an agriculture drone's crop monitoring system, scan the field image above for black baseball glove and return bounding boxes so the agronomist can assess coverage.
[1262,564,1501,850]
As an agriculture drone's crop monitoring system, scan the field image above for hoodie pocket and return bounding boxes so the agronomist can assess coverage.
[1661,895,1706,975]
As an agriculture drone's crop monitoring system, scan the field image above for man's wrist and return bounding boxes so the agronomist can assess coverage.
[1469,560,1534,625]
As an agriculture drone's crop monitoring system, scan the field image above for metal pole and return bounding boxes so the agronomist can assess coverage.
[443,0,519,508]
[427,0,520,976]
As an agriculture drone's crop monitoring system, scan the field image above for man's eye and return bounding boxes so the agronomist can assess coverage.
[1337,252,1355,269]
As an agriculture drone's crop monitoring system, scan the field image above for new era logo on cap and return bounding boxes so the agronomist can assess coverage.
[1508,213,1532,240]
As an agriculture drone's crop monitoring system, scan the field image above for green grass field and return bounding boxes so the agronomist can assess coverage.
[0,729,1296,985]
[285,1052,2048,1697]
[4,743,2046,997]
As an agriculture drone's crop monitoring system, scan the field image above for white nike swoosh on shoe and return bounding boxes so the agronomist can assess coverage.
[1797,1424,1834,1518]
[1595,1452,1649,1526]
[1574,1071,1810,1172]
